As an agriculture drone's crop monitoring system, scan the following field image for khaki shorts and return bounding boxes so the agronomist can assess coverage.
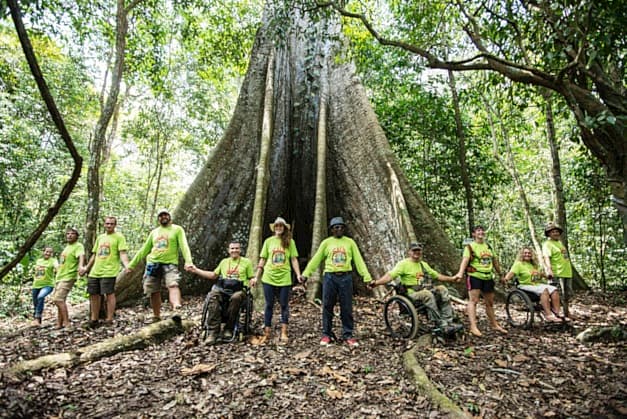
[51,279,76,302]
[143,264,181,295]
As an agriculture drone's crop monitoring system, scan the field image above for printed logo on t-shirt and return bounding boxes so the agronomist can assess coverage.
[98,242,111,258]
[35,265,46,278]
[331,248,347,267]
[271,248,286,266]
[155,235,169,251]
[414,271,424,281]
[479,251,492,266]
[60,253,67,266]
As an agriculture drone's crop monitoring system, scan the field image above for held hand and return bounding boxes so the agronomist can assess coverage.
[368,280,377,289]
[78,267,87,277]
[297,275,306,284]
[184,264,195,272]
[249,277,258,288]
[124,267,133,274]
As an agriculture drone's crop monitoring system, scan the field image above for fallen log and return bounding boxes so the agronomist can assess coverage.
[9,318,195,378]
[403,347,469,418]
[576,325,626,343]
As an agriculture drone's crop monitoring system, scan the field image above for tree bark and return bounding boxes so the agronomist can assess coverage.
[116,7,461,304]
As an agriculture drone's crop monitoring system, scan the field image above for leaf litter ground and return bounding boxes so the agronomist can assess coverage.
[0,288,624,418]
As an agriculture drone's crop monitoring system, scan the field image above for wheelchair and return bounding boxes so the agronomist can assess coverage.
[505,278,565,329]
[383,281,462,340]
[201,278,253,342]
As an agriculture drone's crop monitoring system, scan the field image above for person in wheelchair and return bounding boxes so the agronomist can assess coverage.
[502,247,569,322]
[371,242,462,335]
[189,241,255,344]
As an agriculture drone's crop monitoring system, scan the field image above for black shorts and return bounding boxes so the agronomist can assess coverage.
[87,277,116,295]
[466,275,495,293]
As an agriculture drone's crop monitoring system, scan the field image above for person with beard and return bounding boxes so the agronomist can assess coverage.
[302,217,371,348]
[126,209,193,322]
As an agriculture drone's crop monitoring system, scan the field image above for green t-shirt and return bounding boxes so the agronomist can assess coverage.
[259,237,299,287]
[302,236,372,282]
[56,242,85,282]
[509,260,543,285]
[388,258,439,287]
[90,232,129,278]
[464,242,495,280]
[33,257,58,288]
[542,239,572,278]
[214,256,254,286]
[129,224,193,268]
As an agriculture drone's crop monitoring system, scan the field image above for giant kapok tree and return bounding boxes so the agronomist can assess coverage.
[116,3,462,304]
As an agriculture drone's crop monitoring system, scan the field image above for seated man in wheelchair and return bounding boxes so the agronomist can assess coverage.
[189,241,255,344]
[502,246,569,322]
[371,242,462,334]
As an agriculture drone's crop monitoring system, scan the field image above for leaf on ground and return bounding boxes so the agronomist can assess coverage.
[495,359,508,367]
[180,363,217,376]
[319,366,350,383]
[513,354,529,363]
[326,388,343,399]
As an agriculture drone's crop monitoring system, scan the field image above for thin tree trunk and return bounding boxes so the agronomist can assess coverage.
[543,92,589,290]
[85,0,135,257]
[480,95,542,255]
[0,0,83,280]
[448,70,474,235]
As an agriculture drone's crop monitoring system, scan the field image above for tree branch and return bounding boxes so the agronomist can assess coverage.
[0,0,83,280]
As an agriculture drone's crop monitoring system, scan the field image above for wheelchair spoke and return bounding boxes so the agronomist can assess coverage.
[384,296,419,339]
[506,290,534,329]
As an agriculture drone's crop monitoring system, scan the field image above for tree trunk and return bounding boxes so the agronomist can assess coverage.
[116,6,461,304]
[544,93,589,291]
[448,70,474,235]
[84,0,133,257]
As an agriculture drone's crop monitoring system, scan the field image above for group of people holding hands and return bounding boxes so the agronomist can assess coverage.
[29,209,573,346]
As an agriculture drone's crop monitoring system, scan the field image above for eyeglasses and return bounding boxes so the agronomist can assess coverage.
[332,225,344,230]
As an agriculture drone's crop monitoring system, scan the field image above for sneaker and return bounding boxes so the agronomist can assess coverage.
[223,330,233,339]
[345,338,359,348]
[320,336,332,346]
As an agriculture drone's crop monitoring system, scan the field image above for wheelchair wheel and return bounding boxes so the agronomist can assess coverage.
[384,295,419,339]
[200,293,212,339]
[506,290,534,329]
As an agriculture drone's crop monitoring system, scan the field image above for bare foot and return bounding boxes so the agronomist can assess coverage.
[491,324,508,334]
[470,327,482,337]
[545,315,561,323]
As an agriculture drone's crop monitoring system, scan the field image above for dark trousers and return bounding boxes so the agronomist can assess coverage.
[206,289,243,333]
[322,272,354,339]
[262,283,291,327]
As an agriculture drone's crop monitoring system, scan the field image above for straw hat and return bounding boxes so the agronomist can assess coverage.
[270,217,291,232]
